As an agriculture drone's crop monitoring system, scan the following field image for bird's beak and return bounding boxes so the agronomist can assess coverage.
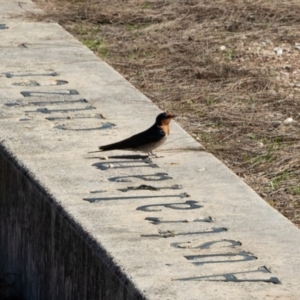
[166,112,176,119]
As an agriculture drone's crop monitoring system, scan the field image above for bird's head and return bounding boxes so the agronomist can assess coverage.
[155,112,175,126]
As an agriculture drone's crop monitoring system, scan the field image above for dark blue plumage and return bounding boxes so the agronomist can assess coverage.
[99,112,175,156]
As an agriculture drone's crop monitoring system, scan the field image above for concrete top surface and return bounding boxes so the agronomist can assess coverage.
[1,1,300,299]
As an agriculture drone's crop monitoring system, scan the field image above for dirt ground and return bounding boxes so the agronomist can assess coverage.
[32,0,300,227]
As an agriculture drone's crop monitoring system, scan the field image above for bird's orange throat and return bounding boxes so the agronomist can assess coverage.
[160,116,173,135]
[160,124,170,135]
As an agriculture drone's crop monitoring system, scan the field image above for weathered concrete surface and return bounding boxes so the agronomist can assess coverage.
[1,0,300,299]
[0,146,144,300]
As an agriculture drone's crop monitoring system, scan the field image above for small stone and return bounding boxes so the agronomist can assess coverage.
[101,156,109,160]
[283,117,293,125]
[220,45,226,51]
[295,43,300,50]
[274,47,283,56]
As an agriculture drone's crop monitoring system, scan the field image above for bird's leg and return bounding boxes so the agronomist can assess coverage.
[148,151,158,158]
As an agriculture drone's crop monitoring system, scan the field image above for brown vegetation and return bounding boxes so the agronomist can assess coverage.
[32,0,300,227]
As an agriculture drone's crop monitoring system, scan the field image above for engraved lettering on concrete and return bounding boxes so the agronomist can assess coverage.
[171,239,241,249]
[136,200,202,212]
[0,24,9,30]
[196,239,242,249]
[5,99,87,107]
[11,80,68,87]
[56,80,68,85]
[28,98,85,106]
[25,106,96,114]
[45,114,104,121]
[55,122,114,131]
[83,194,182,203]
[18,43,28,48]
[109,172,172,182]
[119,185,160,192]
[175,266,281,284]
[141,227,227,238]
[21,89,78,97]
[89,190,107,194]
[12,80,40,86]
[3,72,58,78]
[184,251,257,265]
[118,184,183,192]
[145,216,213,225]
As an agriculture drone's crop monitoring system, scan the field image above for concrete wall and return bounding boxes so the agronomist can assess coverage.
[0,145,145,300]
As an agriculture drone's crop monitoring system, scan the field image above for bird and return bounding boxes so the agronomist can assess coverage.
[97,112,175,157]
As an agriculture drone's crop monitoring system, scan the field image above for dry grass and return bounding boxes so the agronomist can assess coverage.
[32,0,300,227]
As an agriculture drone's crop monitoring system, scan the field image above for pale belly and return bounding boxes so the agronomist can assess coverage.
[136,136,167,153]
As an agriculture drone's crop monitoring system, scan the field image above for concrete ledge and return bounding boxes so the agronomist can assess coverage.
[1,1,300,299]
[0,145,145,300]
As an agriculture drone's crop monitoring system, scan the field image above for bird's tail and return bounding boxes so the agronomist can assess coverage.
[99,144,115,151]
[98,140,131,151]
[88,141,127,154]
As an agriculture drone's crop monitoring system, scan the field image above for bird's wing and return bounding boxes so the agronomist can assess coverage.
[99,126,165,151]
[130,126,166,147]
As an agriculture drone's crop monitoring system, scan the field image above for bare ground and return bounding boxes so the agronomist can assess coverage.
[32,0,300,227]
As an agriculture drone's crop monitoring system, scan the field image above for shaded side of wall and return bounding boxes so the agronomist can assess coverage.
[0,145,145,300]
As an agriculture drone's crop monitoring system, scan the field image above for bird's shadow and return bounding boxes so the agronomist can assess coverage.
[87,154,163,160]
[90,155,160,170]
[98,155,148,159]
[92,160,159,170]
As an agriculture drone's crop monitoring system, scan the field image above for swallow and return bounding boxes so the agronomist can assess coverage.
[97,112,175,157]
